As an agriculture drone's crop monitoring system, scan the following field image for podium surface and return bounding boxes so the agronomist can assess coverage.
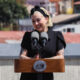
[14,58,65,72]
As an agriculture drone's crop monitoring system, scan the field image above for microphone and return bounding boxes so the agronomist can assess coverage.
[40,32,48,47]
[31,31,39,49]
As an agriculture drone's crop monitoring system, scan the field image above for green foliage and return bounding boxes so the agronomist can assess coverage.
[0,0,29,23]
[0,0,16,3]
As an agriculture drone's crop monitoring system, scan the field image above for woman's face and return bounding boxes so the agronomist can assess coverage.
[31,11,48,32]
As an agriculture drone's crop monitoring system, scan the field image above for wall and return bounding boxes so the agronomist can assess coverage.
[54,58,80,80]
[0,60,21,80]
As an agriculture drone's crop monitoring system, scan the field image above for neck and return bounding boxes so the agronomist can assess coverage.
[44,27,48,32]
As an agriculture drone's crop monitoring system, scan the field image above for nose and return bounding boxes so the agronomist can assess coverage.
[35,21,39,26]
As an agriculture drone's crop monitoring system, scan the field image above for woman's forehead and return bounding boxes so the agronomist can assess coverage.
[31,11,44,18]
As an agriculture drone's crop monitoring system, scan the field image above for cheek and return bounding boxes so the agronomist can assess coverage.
[32,24,36,28]
[33,25,37,29]
[42,19,48,24]
[42,21,47,26]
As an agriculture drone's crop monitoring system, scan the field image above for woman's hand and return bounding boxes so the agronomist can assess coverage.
[35,54,40,59]
[20,49,31,59]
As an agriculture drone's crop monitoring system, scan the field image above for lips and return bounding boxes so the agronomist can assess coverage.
[37,26,40,28]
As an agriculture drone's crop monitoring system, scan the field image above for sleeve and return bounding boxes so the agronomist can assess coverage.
[21,32,31,50]
[57,31,66,51]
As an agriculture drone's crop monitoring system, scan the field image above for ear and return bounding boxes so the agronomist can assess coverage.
[45,17,49,21]
[45,17,49,24]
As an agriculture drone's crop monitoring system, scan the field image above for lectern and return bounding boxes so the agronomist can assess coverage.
[14,58,65,72]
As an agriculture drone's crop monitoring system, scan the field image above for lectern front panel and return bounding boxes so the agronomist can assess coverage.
[14,59,65,72]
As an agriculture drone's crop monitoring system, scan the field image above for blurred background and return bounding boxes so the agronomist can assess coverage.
[0,0,80,80]
[0,0,80,31]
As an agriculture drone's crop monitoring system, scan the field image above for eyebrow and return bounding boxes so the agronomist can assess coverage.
[32,18,41,21]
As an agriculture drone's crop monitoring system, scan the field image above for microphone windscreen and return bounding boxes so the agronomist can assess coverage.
[41,32,48,40]
[31,31,39,40]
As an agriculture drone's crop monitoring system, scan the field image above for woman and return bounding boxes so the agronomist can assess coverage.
[20,6,66,80]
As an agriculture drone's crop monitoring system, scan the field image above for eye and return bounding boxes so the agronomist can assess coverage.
[37,18,41,22]
[32,20,35,23]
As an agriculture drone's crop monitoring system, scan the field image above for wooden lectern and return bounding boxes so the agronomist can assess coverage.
[14,58,65,72]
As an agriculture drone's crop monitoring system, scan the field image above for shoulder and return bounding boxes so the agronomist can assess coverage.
[24,31,31,36]
[21,32,31,49]
[48,27,63,37]
[55,31,66,48]
[23,31,31,38]
[55,31,64,40]
[48,27,60,35]
[21,32,31,43]
[49,29,66,48]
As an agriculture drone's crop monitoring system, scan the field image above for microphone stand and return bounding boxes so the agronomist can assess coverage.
[36,44,43,80]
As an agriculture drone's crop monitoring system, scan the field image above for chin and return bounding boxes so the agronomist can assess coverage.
[36,28,43,32]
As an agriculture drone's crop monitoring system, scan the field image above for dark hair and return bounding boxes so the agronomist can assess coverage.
[30,5,49,17]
